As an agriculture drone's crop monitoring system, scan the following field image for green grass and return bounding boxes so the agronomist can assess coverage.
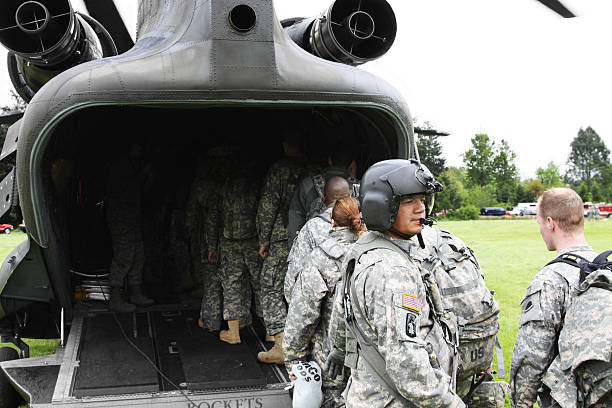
[0,221,610,406]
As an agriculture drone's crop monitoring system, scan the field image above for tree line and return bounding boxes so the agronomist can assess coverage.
[416,122,611,217]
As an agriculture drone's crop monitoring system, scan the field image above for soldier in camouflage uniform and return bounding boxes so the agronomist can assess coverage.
[284,196,365,408]
[329,159,464,408]
[185,148,231,331]
[287,149,359,248]
[207,160,263,344]
[284,177,350,302]
[255,133,313,363]
[106,144,154,312]
[511,188,597,408]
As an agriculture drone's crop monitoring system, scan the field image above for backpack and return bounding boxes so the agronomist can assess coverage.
[543,250,612,408]
[416,229,503,390]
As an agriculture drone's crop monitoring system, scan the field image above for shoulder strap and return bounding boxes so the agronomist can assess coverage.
[312,173,325,199]
[547,251,612,284]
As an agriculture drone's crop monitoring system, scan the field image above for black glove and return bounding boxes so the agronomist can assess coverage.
[324,347,345,379]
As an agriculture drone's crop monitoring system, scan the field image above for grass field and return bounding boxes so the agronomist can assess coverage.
[0,219,610,405]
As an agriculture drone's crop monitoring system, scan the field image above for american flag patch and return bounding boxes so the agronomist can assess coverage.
[402,294,421,312]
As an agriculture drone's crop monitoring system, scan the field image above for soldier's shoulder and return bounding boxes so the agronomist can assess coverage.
[356,246,411,271]
[530,262,580,291]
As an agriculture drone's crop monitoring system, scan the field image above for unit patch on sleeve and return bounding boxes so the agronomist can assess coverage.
[402,293,421,312]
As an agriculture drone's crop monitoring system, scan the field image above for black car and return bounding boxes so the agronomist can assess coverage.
[480,207,506,216]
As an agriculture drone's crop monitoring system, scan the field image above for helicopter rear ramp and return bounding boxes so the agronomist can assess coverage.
[1,307,291,407]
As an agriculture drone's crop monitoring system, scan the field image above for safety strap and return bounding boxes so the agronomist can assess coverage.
[312,174,325,199]
[495,335,505,379]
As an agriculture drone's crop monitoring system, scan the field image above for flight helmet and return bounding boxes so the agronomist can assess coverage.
[360,159,443,232]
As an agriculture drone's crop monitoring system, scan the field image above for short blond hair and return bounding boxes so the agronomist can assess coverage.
[537,188,584,233]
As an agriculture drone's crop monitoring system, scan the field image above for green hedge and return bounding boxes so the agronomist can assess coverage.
[447,205,480,220]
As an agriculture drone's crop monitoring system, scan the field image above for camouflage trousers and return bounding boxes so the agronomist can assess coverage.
[219,237,263,321]
[199,259,223,330]
[261,241,289,336]
[322,386,345,408]
[107,215,144,288]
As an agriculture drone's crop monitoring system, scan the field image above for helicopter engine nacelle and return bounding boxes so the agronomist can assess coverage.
[283,0,397,66]
[0,0,118,102]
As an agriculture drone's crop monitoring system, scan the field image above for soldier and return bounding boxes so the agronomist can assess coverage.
[207,158,263,344]
[185,147,230,331]
[283,196,365,408]
[284,176,350,302]
[328,159,464,408]
[287,148,359,248]
[510,188,596,408]
[105,143,154,312]
[256,131,313,363]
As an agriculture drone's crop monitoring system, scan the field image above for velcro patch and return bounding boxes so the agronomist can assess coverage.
[402,293,421,312]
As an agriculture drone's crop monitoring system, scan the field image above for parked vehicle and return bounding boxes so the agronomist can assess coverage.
[597,203,612,218]
[508,207,525,216]
[0,224,13,234]
[516,202,537,215]
[480,207,506,216]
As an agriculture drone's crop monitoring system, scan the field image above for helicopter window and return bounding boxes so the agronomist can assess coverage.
[229,5,257,33]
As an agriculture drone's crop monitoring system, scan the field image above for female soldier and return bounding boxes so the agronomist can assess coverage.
[283,196,365,408]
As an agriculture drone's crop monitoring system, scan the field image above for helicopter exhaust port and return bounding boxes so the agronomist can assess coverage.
[229,4,257,33]
[282,0,396,66]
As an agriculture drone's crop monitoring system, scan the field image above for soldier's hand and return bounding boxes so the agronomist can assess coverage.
[324,347,345,379]
[259,245,269,259]
[208,251,218,264]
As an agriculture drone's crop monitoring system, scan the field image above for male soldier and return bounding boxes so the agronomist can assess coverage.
[256,132,312,363]
[287,149,358,248]
[185,147,230,331]
[105,143,154,312]
[330,159,464,407]
[207,157,263,344]
[510,188,596,408]
[284,176,350,302]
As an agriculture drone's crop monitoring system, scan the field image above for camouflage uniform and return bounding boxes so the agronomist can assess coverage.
[207,173,263,321]
[510,245,596,408]
[106,156,145,288]
[283,227,357,408]
[186,172,224,330]
[340,232,464,408]
[256,157,309,336]
[287,166,357,247]
[284,206,333,302]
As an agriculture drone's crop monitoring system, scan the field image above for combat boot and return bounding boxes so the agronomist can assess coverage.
[110,287,136,313]
[265,334,275,343]
[257,332,284,364]
[129,285,154,306]
[219,320,241,344]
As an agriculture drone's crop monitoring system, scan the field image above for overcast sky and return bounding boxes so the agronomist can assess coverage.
[1,0,610,179]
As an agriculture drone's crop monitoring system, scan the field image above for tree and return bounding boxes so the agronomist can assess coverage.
[463,134,496,186]
[414,121,446,176]
[492,139,519,204]
[436,167,467,211]
[536,161,563,188]
[566,127,610,193]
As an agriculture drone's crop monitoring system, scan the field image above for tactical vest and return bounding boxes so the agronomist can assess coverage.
[415,228,504,396]
[341,232,459,407]
[543,250,612,408]
[306,173,359,221]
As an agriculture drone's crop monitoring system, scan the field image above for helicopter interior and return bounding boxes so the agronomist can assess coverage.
[26,104,404,396]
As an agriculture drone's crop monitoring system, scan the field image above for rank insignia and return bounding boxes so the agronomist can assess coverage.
[402,293,421,312]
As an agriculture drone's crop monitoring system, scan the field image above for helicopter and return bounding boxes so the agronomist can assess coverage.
[0,0,575,407]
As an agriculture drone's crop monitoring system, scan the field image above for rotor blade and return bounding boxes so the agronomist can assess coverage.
[536,0,576,18]
[414,127,450,137]
[83,0,134,53]
[0,110,24,126]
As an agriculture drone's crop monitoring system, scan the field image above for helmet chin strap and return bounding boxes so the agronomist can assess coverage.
[388,228,426,249]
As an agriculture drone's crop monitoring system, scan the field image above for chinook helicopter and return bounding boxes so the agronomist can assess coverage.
[0,0,575,407]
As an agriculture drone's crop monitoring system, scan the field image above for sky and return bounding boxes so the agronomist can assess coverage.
[1,0,610,179]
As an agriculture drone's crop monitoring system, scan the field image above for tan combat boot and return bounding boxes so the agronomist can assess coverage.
[257,332,284,364]
[219,320,241,344]
[265,334,275,343]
